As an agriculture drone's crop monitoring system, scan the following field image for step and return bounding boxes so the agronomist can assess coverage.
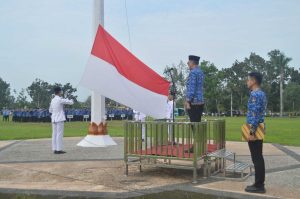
[226,162,250,172]
[207,149,234,159]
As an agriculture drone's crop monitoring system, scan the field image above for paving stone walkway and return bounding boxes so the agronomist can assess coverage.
[0,137,299,199]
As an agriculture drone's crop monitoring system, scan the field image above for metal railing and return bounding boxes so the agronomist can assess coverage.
[124,119,225,183]
[207,119,226,150]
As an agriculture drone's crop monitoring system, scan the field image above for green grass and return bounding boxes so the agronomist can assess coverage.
[223,116,300,146]
[0,117,124,140]
[0,116,299,146]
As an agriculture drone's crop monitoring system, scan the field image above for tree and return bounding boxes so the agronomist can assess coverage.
[51,83,78,102]
[284,83,300,112]
[163,60,189,107]
[268,50,292,117]
[220,60,251,112]
[0,77,13,109]
[27,79,52,108]
[200,61,221,113]
[83,96,91,108]
[15,89,30,109]
[288,67,300,85]
[219,53,274,114]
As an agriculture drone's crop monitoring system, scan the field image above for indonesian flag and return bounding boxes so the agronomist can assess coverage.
[80,25,170,119]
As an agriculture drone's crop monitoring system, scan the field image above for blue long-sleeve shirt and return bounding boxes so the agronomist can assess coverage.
[185,67,204,104]
[246,89,267,131]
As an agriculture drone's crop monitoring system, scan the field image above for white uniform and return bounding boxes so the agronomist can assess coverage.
[166,100,174,120]
[49,95,74,151]
[166,100,174,139]
[133,110,146,139]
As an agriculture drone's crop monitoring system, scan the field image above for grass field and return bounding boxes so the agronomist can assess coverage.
[0,116,299,146]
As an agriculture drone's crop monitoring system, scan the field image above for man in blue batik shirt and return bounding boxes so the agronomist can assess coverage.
[185,55,205,122]
[184,55,205,153]
[245,72,267,194]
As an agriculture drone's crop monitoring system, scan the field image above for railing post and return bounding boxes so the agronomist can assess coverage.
[124,122,128,176]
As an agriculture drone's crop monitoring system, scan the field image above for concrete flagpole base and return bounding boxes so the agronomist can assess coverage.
[77,135,117,147]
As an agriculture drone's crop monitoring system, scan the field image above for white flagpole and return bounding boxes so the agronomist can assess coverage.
[91,0,105,124]
[77,0,117,147]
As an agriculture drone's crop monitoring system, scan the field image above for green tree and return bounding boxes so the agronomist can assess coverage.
[163,60,189,107]
[0,77,13,109]
[83,96,91,108]
[50,83,78,102]
[288,67,300,84]
[268,50,292,116]
[200,61,221,113]
[27,79,52,108]
[284,83,300,112]
[15,88,30,109]
[220,60,250,112]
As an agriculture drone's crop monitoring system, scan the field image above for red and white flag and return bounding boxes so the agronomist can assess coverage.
[80,26,170,119]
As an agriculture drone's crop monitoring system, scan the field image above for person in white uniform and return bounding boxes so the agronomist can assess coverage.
[166,95,174,120]
[133,110,146,141]
[49,87,74,154]
[166,95,174,140]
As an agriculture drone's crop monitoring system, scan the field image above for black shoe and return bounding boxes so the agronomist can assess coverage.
[245,185,266,193]
[54,150,66,154]
[53,150,57,154]
[246,184,255,189]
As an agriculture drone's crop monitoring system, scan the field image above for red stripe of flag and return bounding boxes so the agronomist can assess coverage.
[91,25,170,96]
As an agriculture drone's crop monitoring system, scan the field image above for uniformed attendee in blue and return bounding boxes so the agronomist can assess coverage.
[2,109,9,122]
[185,55,205,121]
[184,55,205,153]
[245,72,267,194]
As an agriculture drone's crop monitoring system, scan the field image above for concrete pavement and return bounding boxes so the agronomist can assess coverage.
[0,137,299,198]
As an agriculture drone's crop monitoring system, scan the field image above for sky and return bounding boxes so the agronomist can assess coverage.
[1,0,299,101]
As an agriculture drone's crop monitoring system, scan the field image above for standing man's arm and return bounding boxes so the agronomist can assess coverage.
[186,72,197,103]
[248,93,263,135]
[185,72,197,109]
[49,103,53,114]
[60,98,74,105]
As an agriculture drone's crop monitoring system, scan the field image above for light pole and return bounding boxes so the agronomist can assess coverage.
[91,0,105,124]
[280,65,283,117]
[230,92,233,117]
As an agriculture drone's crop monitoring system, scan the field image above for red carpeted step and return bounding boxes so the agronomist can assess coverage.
[136,144,217,158]
[207,144,218,152]
[133,143,219,158]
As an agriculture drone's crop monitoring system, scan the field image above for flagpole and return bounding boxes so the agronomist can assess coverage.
[91,0,105,124]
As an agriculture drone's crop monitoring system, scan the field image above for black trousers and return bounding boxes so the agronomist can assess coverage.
[248,140,265,187]
[188,104,204,122]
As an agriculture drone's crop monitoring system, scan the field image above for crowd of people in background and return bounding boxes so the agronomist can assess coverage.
[106,108,134,120]
[1,108,134,123]
[2,109,10,121]
[12,109,51,122]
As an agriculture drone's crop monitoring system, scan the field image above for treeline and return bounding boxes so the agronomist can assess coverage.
[1,49,300,114]
[163,49,300,114]
[0,78,124,110]
[0,79,83,109]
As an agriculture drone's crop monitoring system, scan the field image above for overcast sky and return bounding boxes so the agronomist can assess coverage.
[1,0,299,101]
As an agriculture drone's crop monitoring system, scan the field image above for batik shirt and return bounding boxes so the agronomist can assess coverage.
[247,89,267,131]
[185,67,205,104]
